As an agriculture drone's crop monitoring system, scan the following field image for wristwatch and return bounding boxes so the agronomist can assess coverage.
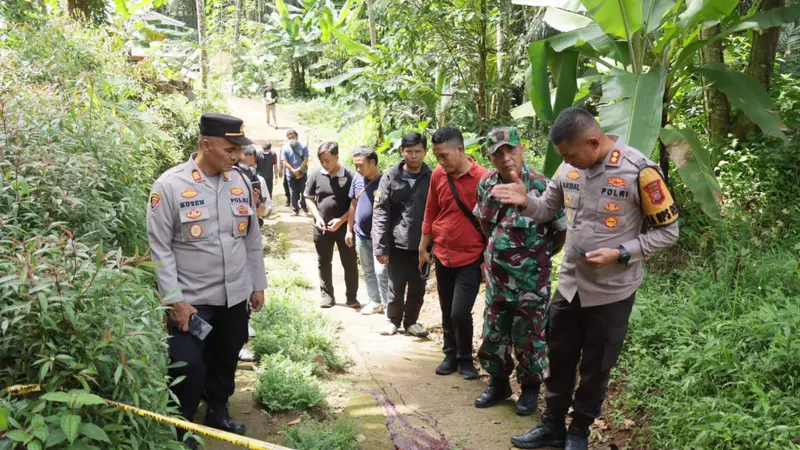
[617,245,630,265]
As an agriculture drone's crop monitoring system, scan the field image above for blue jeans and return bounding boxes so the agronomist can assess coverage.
[355,234,389,307]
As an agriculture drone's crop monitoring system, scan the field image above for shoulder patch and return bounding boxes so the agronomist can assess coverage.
[608,149,622,166]
[150,192,162,211]
[639,167,679,227]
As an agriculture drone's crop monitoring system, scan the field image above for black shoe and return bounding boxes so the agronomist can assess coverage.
[284,202,290,207]
[458,358,479,380]
[301,207,309,214]
[320,298,335,308]
[509,413,566,449]
[346,299,361,309]
[516,384,540,416]
[564,425,590,450]
[204,405,246,435]
[474,376,512,408]
[183,436,200,450]
[435,357,458,375]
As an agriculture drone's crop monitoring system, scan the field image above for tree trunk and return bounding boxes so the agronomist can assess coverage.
[366,0,377,47]
[233,0,241,45]
[289,59,307,94]
[734,0,784,140]
[67,0,91,21]
[195,0,208,89]
[476,0,488,134]
[700,25,731,144]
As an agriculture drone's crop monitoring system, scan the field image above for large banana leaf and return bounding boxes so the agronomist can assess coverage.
[543,51,580,177]
[677,0,738,29]
[275,0,291,20]
[527,41,554,121]
[581,0,643,40]
[598,66,666,157]
[694,63,787,140]
[660,125,722,219]
[548,23,607,52]
[331,30,380,63]
[544,7,593,31]
[642,0,675,33]
[311,67,368,89]
[512,0,585,10]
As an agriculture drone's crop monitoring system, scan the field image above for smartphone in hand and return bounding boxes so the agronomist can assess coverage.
[420,262,431,280]
[572,244,588,258]
[188,314,213,341]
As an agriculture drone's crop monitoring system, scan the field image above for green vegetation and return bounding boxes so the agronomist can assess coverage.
[0,12,224,449]
[262,222,292,259]
[282,414,361,450]
[251,274,351,411]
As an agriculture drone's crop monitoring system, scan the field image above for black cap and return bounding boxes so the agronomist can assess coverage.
[199,113,253,146]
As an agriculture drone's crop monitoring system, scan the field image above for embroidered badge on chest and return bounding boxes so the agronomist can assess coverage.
[230,187,244,196]
[237,205,250,215]
[604,201,620,213]
[149,193,162,211]
[607,176,627,188]
[567,170,580,180]
[643,179,666,205]
[238,220,247,233]
[189,224,203,238]
[182,188,198,198]
[604,216,618,228]
[186,209,202,219]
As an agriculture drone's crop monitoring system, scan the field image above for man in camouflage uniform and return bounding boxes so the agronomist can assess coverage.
[473,127,567,416]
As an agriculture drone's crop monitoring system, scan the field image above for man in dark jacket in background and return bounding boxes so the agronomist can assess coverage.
[372,132,432,337]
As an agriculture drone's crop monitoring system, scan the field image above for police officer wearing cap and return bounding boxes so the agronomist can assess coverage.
[492,108,679,450]
[147,113,267,444]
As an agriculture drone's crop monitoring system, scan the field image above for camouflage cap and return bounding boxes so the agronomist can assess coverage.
[486,127,521,155]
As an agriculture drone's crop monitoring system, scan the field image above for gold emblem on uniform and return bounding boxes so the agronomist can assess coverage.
[565,193,574,207]
[236,205,249,215]
[230,187,244,196]
[223,172,230,182]
[607,176,626,188]
[186,209,202,219]
[192,170,202,182]
[604,202,620,213]
[189,224,203,238]
[609,149,621,165]
[181,188,199,198]
[237,220,247,233]
[604,216,618,228]
[643,179,665,205]
[567,170,580,180]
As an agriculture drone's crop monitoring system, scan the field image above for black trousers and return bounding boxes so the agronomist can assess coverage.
[435,257,482,360]
[313,225,359,304]
[544,291,635,428]
[168,301,248,421]
[265,177,274,200]
[387,248,426,329]
[282,175,290,205]
[288,175,307,213]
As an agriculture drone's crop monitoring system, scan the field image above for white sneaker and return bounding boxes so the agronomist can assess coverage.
[361,302,384,315]
[405,323,429,337]
[239,347,255,362]
[380,323,398,336]
[248,324,256,338]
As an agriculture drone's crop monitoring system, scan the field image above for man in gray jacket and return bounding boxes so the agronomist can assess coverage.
[146,113,267,446]
[372,132,432,336]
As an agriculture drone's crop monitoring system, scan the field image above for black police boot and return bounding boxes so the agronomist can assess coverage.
[204,404,246,435]
[435,357,458,375]
[474,376,512,408]
[458,358,479,380]
[183,436,201,450]
[564,424,590,450]
[509,412,566,449]
[515,383,540,416]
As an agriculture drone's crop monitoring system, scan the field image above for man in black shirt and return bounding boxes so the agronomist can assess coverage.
[304,141,360,309]
[256,142,278,200]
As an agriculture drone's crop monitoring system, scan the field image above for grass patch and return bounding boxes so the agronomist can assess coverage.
[619,228,800,449]
[254,354,326,411]
[262,222,291,259]
[282,413,361,450]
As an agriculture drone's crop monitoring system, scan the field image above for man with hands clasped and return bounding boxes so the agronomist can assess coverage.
[305,141,360,309]
[492,108,680,450]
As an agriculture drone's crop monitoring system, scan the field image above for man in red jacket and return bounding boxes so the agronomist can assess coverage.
[419,126,488,379]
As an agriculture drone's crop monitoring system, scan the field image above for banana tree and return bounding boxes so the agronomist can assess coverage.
[515,0,800,219]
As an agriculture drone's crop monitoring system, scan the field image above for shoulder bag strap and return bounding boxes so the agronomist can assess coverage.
[355,174,381,200]
[447,175,484,239]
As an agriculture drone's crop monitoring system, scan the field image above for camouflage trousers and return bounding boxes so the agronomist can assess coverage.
[477,262,549,386]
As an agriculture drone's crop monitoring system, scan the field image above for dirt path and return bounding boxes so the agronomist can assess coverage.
[209,96,558,450]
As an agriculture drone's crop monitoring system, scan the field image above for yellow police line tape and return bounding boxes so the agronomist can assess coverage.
[5,384,291,450]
